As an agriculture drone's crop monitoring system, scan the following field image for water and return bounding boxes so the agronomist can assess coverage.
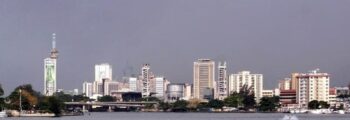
[3,112,350,120]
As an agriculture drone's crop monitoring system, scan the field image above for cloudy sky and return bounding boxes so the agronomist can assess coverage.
[1,0,350,94]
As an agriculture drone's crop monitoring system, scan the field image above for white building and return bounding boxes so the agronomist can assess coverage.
[44,33,58,96]
[262,90,274,97]
[141,64,151,97]
[228,71,263,103]
[217,61,228,100]
[83,81,93,97]
[184,83,192,100]
[129,77,138,92]
[296,69,330,108]
[155,77,165,98]
[93,63,112,95]
[193,59,215,100]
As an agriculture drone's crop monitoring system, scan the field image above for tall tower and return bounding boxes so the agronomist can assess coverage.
[44,33,58,96]
[217,61,228,100]
[142,64,150,97]
[193,59,215,101]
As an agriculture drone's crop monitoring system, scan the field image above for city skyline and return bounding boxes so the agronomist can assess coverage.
[1,0,350,94]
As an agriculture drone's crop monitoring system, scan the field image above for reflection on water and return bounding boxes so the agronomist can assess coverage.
[4,112,350,120]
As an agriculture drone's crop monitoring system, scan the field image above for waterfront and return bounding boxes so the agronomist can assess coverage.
[3,112,350,120]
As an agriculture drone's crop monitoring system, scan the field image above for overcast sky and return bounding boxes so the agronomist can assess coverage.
[1,0,350,94]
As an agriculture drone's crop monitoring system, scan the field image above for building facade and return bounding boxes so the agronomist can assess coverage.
[193,59,215,100]
[44,33,58,96]
[141,64,151,97]
[93,63,113,95]
[83,81,93,97]
[217,61,228,100]
[296,69,330,108]
[228,71,263,103]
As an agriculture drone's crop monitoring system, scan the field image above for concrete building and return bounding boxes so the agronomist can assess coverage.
[83,81,93,97]
[93,63,112,95]
[129,77,138,92]
[296,69,330,108]
[279,78,291,90]
[141,64,151,97]
[155,77,165,98]
[166,83,185,102]
[262,90,274,97]
[44,33,58,96]
[184,83,192,100]
[217,61,228,100]
[228,71,263,103]
[193,59,215,100]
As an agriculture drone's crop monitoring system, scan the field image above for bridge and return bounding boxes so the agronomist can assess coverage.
[64,101,159,112]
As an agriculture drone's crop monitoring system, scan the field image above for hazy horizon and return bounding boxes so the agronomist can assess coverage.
[1,0,350,94]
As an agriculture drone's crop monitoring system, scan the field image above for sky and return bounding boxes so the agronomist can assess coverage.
[1,0,350,94]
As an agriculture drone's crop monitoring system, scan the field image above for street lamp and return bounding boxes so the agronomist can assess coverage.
[19,89,22,114]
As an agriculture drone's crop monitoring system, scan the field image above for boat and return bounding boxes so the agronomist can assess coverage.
[0,111,7,118]
[281,115,299,120]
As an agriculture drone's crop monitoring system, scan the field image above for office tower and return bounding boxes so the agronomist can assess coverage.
[217,61,228,100]
[291,73,299,90]
[141,64,151,97]
[155,77,165,98]
[83,81,93,97]
[184,83,192,100]
[193,59,215,100]
[279,78,292,90]
[129,77,138,92]
[296,69,330,108]
[93,63,112,95]
[44,33,58,96]
[228,71,263,103]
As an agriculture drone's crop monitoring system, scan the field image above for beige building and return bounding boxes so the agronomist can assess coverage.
[193,59,215,100]
[296,69,330,108]
[262,90,274,97]
[228,71,263,103]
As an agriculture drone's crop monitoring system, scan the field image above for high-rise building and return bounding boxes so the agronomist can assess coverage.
[155,77,165,98]
[228,71,263,103]
[296,69,330,108]
[279,78,291,90]
[129,77,138,92]
[83,81,93,97]
[93,63,112,95]
[217,61,228,100]
[193,59,215,100]
[141,64,151,97]
[44,33,58,96]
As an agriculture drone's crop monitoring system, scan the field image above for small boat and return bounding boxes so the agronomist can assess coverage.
[0,111,7,118]
[281,115,299,120]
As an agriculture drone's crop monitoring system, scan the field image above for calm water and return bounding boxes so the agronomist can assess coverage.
[4,112,350,120]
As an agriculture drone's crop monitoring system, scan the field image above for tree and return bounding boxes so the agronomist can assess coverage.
[208,99,224,109]
[187,98,201,111]
[98,95,116,102]
[6,84,40,110]
[258,96,280,112]
[158,102,171,111]
[224,92,243,107]
[308,100,319,109]
[319,101,330,109]
[239,84,256,110]
[172,100,188,112]
[0,84,4,97]
[48,96,63,117]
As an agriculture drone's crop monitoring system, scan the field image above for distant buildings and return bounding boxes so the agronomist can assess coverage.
[141,64,151,97]
[217,62,228,100]
[228,71,263,103]
[44,33,58,96]
[93,63,113,95]
[296,69,330,108]
[82,82,93,97]
[193,59,215,101]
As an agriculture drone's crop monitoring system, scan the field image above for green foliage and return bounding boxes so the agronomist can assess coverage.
[172,100,188,111]
[207,99,224,109]
[141,97,161,102]
[48,96,63,117]
[0,84,4,96]
[159,102,171,111]
[308,100,329,109]
[224,92,243,107]
[308,100,320,109]
[319,101,330,109]
[54,92,73,102]
[98,95,116,102]
[258,96,280,112]
[6,84,40,110]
